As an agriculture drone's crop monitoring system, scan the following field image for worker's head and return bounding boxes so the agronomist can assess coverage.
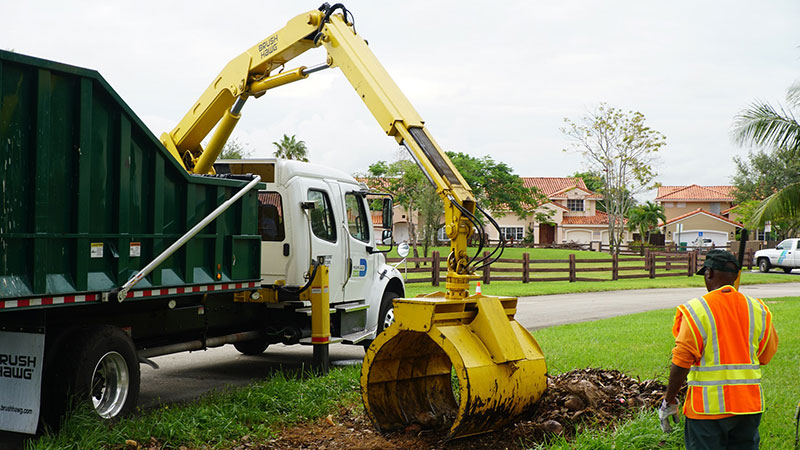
[697,249,740,291]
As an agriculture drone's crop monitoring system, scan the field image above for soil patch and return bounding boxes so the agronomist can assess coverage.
[250,368,667,450]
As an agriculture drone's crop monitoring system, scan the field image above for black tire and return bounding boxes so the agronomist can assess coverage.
[362,291,400,350]
[377,291,400,334]
[47,326,140,426]
[233,339,270,355]
[782,267,793,274]
[758,258,771,273]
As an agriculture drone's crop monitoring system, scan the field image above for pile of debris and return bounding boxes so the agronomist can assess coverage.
[255,368,668,450]
[517,367,667,439]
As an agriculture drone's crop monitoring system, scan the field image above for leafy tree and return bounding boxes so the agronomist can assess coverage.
[272,134,309,161]
[365,159,438,262]
[562,103,665,254]
[627,201,666,243]
[219,137,252,159]
[732,81,800,230]
[446,152,548,219]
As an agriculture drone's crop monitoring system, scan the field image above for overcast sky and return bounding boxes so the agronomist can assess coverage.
[3,1,799,197]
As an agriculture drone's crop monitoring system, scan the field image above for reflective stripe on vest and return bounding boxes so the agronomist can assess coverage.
[680,288,767,415]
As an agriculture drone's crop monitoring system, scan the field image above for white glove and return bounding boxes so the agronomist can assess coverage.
[658,399,680,432]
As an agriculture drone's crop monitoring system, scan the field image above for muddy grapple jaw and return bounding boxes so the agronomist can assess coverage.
[361,294,547,439]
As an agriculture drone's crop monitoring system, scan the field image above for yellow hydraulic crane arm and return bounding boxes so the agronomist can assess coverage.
[164,4,479,295]
[165,4,546,439]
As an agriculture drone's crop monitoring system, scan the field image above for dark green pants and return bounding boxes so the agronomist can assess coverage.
[685,414,761,450]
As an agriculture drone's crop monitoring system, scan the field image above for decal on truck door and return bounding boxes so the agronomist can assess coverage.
[0,331,45,434]
[352,258,367,277]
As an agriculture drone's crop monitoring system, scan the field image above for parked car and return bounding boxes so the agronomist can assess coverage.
[754,238,799,273]
[692,237,715,248]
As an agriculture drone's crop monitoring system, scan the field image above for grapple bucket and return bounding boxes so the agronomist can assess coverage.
[361,293,547,439]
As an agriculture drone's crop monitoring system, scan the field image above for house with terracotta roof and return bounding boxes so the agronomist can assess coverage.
[655,185,742,246]
[486,177,630,246]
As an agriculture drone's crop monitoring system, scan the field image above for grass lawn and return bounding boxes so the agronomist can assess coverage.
[387,246,798,298]
[30,295,800,450]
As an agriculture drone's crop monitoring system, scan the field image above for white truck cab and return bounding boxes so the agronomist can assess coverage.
[216,158,406,345]
[754,238,800,274]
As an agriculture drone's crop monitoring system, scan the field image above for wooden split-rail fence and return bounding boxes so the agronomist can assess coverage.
[388,250,701,286]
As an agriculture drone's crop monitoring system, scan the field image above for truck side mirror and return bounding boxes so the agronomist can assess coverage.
[382,229,393,245]
[382,198,393,229]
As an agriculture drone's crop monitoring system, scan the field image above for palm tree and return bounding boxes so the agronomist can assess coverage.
[732,82,800,226]
[272,134,309,162]
[627,201,666,243]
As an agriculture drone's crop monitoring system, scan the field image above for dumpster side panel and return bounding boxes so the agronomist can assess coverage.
[0,50,260,300]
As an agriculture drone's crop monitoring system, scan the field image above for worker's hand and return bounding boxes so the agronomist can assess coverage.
[658,399,680,432]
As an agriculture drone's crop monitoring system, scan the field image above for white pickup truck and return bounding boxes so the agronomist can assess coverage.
[754,238,800,273]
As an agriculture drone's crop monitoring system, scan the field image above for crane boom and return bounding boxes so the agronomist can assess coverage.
[164,3,546,439]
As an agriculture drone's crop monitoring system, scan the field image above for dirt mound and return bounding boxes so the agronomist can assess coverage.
[257,368,667,450]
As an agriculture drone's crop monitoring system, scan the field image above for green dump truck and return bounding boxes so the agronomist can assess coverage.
[0,50,405,434]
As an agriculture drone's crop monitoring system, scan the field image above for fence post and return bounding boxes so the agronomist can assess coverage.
[612,253,619,281]
[431,251,440,287]
[644,249,650,271]
[523,252,530,283]
[649,252,656,278]
[746,248,753,270]
[483,251,491,285]
[569,253,576,282]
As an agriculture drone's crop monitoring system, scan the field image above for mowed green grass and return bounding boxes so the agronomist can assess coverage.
[30,296,800,450]
[385,246,797,298]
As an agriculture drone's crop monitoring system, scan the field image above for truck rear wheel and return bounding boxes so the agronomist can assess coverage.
[233,338,270,355]
[758,258,771,273]
[783,267,793,274]
[58,326,140,421]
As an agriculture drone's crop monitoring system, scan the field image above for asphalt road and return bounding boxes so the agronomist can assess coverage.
[4,281,798,448]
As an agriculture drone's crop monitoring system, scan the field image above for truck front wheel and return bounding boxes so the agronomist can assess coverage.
[758,258,771,273]
[58,326,140,421]
[362,291,400,350]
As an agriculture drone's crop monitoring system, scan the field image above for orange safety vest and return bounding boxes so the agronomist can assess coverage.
[675,286,772,416]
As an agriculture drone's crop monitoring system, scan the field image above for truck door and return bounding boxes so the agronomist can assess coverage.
[342,190,375,302]
[306,185,344,303]
[258,191,289,284]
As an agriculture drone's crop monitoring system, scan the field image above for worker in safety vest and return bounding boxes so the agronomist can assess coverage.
[659,249,778,449]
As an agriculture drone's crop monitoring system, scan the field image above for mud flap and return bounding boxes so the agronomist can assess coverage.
[0,330,45,434]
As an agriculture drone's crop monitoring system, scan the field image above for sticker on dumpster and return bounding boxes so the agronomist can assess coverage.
[0,331,45,434]
[129,242,141,257]
[90,243,104,258]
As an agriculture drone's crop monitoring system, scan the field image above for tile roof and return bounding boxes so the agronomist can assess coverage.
[561,211,619,225]
[656,185,735,201]
[522,177,603,199]
[663,208,743,227]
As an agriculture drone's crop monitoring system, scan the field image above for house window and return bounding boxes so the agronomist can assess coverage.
[709,202,721,214]
[499,226,523,241]
[664,202,674,208]
[567,199,584,212]
[677,202,686,208]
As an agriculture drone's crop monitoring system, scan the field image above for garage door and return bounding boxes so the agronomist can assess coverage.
[676,230,728,247]
[565,230,592,244]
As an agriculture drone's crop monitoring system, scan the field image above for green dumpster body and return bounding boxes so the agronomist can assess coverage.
[0,50,261,300]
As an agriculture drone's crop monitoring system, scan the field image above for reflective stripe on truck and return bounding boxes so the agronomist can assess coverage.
[0,281,258,310]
